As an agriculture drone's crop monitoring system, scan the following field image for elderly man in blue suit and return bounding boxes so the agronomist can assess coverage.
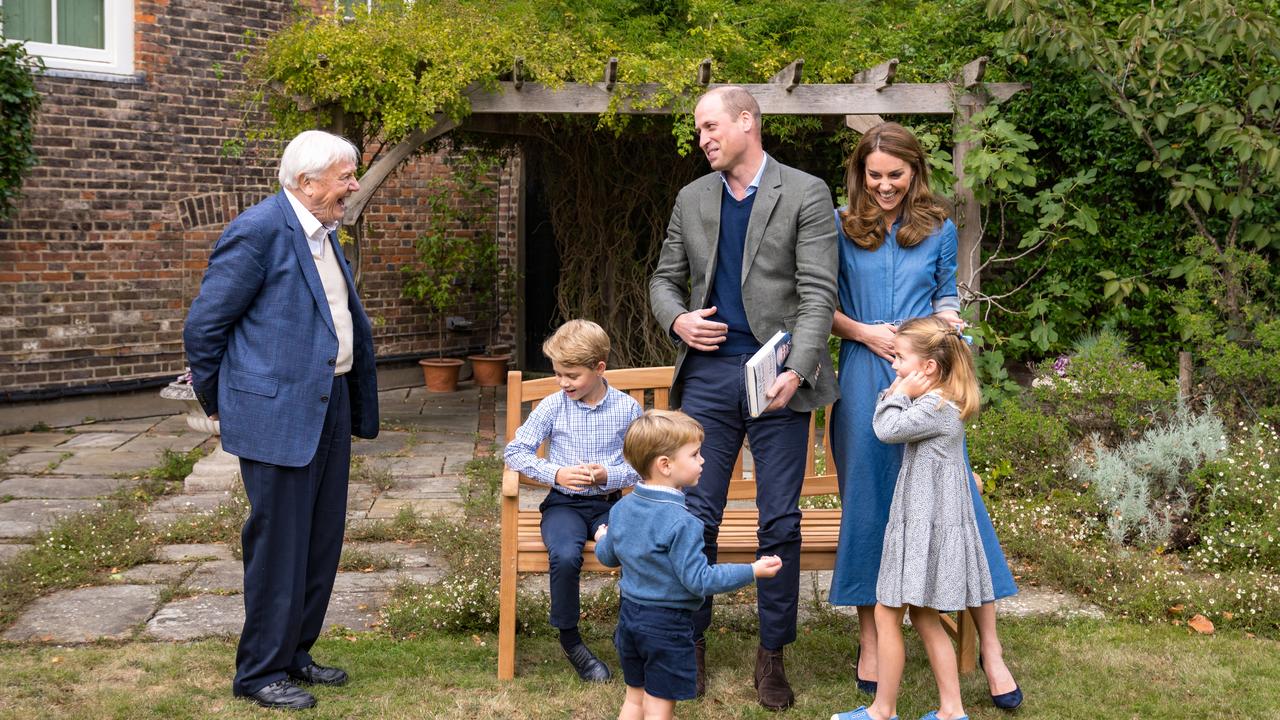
[184,130,380,710]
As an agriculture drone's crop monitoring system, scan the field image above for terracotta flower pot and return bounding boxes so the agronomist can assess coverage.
[419,358,464,392]
[467,354,511,387]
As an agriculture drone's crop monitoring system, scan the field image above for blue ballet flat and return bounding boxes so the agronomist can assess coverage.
[979,654,1024,710]
[992,684,1023,710]
[831,706,898,720]
[918,713,968,720]
[854,647,878,695]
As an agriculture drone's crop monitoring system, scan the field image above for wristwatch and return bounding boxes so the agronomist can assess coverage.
[787,368,807,386]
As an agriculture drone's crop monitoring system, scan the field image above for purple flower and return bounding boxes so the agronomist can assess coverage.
[1053,355,1070,377]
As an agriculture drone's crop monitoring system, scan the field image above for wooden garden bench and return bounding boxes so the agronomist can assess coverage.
[497,366,976,680]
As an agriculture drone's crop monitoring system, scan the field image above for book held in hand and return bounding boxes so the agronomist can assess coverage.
[744,330,792,418]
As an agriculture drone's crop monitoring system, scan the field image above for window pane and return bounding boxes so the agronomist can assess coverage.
[3,0,53,43]
[58,0,104,49]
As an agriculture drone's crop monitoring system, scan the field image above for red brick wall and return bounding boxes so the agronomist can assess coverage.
[0,3,517,397]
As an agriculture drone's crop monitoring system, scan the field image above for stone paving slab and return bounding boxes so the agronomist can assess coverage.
[3,584,162,642]
[146,593,243,641]
[147,492,236,517]
[0,432,72,451]
[0,543,32,563]
[152,415,196,433]
[0,498,102,538]
[380,477,463,499]
[113,432,210,456]
[182,560,243,593]
[322,591,387,631]
[347,483,377,515]
[2,451,70,474]
[332,570,409,593]
[118,562,193,584]
[157,543,236,562]
[69,417,163,434]
[343,541,436,568]
[366,497,462,519]
[51,450,164,477]
[60,432,134,449]
[365,455,465,478]
[351,432,418,457]
[0,475,131,499]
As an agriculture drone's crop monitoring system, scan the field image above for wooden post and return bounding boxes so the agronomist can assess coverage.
[513,57,524,90]
[697,58,712,86]
[1179,351,1193,400]
[952,57,989,302]
[604,57,618,91]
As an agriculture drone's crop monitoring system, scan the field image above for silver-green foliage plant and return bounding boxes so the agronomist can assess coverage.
[1074,403,1225,547]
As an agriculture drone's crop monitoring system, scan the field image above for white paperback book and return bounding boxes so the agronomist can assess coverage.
[744,330,792,418]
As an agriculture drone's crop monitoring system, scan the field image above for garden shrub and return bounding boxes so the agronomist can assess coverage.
[1032,329,1176,442]
[1071,404,1225,548]
[1187,423,1280,573]
[967,399,1071,497]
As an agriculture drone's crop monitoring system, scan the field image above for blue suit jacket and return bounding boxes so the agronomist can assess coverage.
[183,191,379,467]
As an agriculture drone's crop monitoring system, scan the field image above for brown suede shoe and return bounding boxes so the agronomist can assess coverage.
[753,645,795,711]
[694,636,707,698]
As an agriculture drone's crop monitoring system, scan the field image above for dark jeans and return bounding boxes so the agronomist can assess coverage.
[233,374,350,696]
[540,488,620,629]
[679,353,809,650]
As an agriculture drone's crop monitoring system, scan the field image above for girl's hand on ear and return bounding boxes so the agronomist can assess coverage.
[900,370,932,399]
[886,375,905,396]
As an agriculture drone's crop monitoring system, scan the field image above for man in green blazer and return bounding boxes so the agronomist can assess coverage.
[649,86,838,710]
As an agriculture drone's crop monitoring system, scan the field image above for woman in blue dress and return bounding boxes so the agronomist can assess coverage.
[828,122,1022,711]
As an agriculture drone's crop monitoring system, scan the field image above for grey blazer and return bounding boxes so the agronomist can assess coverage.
[650,155,839,412]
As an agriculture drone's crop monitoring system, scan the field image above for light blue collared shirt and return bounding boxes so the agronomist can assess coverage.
[719,154,768,200]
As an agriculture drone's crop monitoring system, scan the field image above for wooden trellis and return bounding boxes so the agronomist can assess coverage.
[340,57,1026,300]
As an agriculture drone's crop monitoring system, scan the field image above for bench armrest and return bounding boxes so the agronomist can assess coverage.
[502,467,521,498]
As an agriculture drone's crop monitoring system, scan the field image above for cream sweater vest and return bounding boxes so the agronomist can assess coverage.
[313,244,354,375]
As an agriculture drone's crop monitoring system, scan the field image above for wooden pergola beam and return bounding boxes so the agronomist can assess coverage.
[465,81,1024,115]
[769,59,804,92]
[844,58,900,134]
[341,114,459,226]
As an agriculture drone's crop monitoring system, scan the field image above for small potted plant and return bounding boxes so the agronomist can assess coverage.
[466,234,519,386]
[402,149,499,392]
[403,226,471,392]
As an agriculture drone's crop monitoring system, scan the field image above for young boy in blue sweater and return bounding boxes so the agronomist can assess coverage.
[595,409,782,720]
[504,319,642,682]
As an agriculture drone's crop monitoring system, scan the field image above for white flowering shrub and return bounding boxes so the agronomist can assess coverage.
[1189,423,1280,572]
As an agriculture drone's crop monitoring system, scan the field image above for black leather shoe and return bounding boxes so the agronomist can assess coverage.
[288,663,349,687]
[241,680,317,710]
[564,642,612,682]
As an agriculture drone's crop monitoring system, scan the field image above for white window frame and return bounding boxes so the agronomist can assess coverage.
[1,0,134,77]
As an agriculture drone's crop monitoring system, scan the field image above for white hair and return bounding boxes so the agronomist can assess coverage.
[278,130,359,189]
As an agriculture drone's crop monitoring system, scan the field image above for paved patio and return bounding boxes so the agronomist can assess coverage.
[0,383,1098,644]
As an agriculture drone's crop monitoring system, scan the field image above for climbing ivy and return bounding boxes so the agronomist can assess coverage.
[0,39,41,222]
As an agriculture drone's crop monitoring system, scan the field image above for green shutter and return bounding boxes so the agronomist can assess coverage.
[3,0,54,43]
[58,0,104,49]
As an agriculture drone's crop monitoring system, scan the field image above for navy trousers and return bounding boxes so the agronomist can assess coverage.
[233,374,350,696]
[679,353,809,650]
[540,489,619,629]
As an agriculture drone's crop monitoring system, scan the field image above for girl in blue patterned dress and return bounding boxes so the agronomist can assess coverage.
[827,123,1022,712]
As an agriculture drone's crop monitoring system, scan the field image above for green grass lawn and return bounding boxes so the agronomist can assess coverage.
[0,616,1275,719]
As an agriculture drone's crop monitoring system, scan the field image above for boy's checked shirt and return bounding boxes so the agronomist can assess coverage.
[503,381,642,495]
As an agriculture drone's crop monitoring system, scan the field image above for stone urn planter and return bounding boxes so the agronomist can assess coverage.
[419,357,464,392]
[159,381,220,435]
[467,353,511,387]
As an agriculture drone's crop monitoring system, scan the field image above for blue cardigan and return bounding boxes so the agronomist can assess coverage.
[595,484,755,610]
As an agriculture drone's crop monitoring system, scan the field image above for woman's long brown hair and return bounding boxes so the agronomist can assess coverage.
[839,122,948,251]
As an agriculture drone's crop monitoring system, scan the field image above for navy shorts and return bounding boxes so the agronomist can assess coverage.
[614,597,697,701]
